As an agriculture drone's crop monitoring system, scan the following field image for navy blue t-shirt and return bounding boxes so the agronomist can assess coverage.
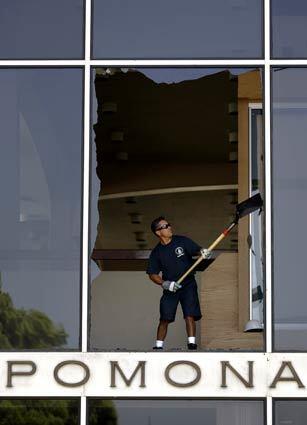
[146,235,201,284]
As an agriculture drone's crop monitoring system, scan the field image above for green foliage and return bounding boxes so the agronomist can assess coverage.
[0,288,67,349]
[0,400,78,425]
[89,400,118,425]
[0,399,118,425]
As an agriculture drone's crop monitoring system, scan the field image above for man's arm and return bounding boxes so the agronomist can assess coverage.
[149,274,163,286]
[149,274,181,292]
[183,236,211,259]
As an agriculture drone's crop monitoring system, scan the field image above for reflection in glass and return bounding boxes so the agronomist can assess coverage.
[272,0,307,58]
[275,400,307,425]
[89,399,264,425]
[273,67,307,350]
[0,68,83,349]
[0,0,84,59]
[92,0,263,59]
[0,399,79,425]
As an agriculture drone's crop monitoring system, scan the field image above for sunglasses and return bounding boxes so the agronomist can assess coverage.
[156,223,171,231]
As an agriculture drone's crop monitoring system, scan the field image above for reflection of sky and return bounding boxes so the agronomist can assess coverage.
[92,0,262,58]
[106,400,264,425]
[273,69,307,348]
[272,0,307,15]
[137,67,254,83]
[0,0,84,59]
[272,2,307,57]
[0,69,83,348]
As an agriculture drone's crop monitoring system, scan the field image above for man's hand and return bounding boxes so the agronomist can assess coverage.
[200,248,212,259]
[162,280,182,292]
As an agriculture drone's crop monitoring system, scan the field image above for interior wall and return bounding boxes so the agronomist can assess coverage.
[90,271,200,350]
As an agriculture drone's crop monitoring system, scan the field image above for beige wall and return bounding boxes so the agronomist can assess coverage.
[90,271,200,350]
[198,70,264,350]
[200,253,262,349]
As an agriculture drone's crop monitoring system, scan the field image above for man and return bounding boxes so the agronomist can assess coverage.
[147,216,210,350]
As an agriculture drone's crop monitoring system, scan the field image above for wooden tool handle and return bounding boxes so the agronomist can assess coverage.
[177,221,237,284]
[177,255,204,284]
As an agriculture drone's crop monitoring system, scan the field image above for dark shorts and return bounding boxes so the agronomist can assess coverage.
[159,280,202,323]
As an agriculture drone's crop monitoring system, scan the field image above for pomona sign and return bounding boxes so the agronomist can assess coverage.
[1,353,307,397]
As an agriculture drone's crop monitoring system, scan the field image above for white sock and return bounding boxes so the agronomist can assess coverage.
[156,340,164,348]
[188,336,196,344]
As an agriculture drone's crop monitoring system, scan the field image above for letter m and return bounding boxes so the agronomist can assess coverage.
[110,361,146,388]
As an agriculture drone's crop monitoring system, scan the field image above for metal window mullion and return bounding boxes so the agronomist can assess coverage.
[0,60,85,66]
[81,65,90,347]
[90,59,265,67]
[81,0,92,423]
[266,397,273,425]
[82,0,92,354]
[264,0,272,353]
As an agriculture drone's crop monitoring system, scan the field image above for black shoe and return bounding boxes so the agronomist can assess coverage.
[187,343,197,350]
[153,346,163,350]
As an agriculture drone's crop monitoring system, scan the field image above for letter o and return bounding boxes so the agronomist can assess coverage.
[165,361,201,387]
[54,361,90,387]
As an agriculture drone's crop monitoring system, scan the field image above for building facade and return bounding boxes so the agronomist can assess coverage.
[1,0,307,424]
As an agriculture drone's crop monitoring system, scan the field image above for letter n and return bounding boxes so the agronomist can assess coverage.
[221,361,254,388]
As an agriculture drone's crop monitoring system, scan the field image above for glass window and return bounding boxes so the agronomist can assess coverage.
[272,0,307,58]
[0,68,83,350]
[90,67,264,351]
[272,67,307,350]
[275,400,307,425]
[92,0,263,59]
[0,1,84,59]
[88,399,265,425]
[0,399,80,424]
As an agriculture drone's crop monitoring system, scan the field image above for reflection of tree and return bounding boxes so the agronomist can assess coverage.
[0,399,118,425]
[89,400,118,425]
[0,275,67,349]
[0,399,79,425]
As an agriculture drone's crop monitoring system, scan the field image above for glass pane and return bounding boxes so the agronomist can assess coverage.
[0,68,83,349]
[272,0,307,58]
[90,67,264,351]
[0,1,84,59]
[89,399,264,425]
[92,0,263,59]
[0,399,79,424]
[275,400,307,425]
[272,67,307,350]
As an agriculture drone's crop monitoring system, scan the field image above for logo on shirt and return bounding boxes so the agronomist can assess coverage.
[175,247,185,258]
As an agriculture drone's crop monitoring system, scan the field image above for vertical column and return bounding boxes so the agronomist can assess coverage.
[264,0,272,353]
[263,0,273,418]
[266,396,273,425]
[81,0,92,421]
[82,0,92,354]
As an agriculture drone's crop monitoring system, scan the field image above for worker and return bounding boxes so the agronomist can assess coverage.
[147,216,210,350]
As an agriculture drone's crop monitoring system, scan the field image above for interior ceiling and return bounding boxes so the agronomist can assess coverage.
[94,69,238,164]
[95,190,238,250]
[92,69,239,251]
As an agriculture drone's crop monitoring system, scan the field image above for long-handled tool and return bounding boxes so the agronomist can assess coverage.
[177,193,263,284]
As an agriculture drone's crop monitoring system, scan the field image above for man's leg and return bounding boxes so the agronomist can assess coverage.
[180,282,202,350]
[157,320,169,340]
[153,320,169,349]
[185,316,197,350]
[185,315,196,337]
[153,292,178,349]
